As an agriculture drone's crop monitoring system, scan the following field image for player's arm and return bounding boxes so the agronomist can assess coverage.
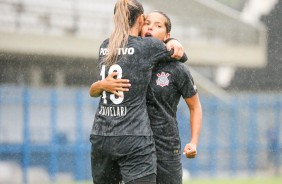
[165,38,187,62]
[89,72,131,97]
[183,94,202,158]
[150,38,187,63]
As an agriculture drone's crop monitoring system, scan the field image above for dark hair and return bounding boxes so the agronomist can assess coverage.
[153,10,171,33]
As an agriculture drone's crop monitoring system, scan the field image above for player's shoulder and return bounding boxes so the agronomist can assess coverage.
[171,62,191,75]
[154,62,187,77]
[169,60,188,68]
[100,38,109,47]
[138,36,165,46]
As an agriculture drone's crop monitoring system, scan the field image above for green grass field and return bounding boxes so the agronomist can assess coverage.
[52,177,282,184]
[182,177,282,184]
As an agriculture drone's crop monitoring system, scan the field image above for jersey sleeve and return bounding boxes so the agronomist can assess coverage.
[98,39,109,57]
[94,39,109,80]
[164,38,188,63]
[148,38,171,64]
[166,49,188,63]
[176,64,198,99]
[148,38,188,64]
[178,52,188,63]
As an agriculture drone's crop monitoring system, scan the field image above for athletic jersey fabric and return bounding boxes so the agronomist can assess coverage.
[146,61,197,160]
[91,35,186,136]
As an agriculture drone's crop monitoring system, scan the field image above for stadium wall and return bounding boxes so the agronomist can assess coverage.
[0,85,281,183]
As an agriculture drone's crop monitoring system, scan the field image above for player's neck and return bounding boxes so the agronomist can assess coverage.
[129,25,139,37]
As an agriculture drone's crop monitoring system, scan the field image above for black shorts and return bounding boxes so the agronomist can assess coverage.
[90,135,157,184]
[156,157,182,184]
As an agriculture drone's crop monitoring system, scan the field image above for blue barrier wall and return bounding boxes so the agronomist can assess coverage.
[0,86,281,183]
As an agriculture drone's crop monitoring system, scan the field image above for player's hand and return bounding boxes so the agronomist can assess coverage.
[100,72,131,97]
[166,39,184,60]
[183,143,197,159]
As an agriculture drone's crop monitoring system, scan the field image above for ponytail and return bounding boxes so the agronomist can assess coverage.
[104,0,144,67]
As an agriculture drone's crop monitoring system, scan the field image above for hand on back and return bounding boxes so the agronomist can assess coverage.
[100,72,131,97]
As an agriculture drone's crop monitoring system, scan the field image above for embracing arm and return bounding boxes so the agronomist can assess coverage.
[165,38,187,62]
[89,72,131,97]
[89,80,104,97]
[183,94,202,158]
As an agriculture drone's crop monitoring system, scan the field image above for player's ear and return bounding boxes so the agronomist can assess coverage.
[164,32,171,41]
[139,14,145,25]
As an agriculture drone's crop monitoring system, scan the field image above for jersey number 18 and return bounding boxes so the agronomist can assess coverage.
[100,64,124,105]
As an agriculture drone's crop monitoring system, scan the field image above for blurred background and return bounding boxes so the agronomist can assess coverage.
[0,0,281,183]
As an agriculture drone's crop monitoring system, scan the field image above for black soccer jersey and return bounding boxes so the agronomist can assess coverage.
[91,35,182,136]
[146,61,197,159]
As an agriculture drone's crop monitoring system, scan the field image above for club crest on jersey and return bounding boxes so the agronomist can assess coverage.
[156,72,170,87]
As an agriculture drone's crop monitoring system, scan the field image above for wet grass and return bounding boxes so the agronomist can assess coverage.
[183,176,282,184]
[50,176,282,184]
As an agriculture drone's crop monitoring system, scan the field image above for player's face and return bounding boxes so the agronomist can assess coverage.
[141,12,170,41]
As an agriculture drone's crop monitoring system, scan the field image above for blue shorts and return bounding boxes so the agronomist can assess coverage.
[90,135,157,184]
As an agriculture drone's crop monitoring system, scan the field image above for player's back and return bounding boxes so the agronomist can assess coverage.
[91,35,171,137]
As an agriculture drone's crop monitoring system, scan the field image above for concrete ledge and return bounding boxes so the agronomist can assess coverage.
[0,31,266,67]
[0,31,100,59]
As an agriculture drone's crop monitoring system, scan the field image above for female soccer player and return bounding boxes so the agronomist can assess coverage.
[92,11,202,184]
[89,1,187,184]
[142,11,202,184]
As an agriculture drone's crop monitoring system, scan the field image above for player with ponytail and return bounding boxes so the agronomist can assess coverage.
[104,0,144,67]
[89,0,187,183]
